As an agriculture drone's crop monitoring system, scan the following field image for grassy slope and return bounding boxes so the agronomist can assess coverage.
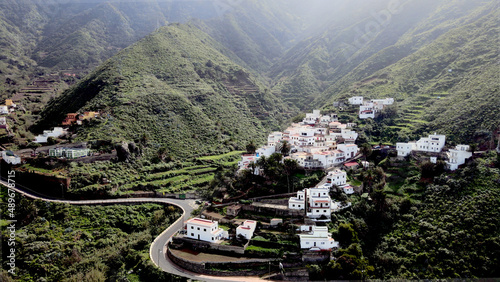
[35,23,294,157]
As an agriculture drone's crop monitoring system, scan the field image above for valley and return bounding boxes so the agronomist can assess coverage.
[1,0,499,281]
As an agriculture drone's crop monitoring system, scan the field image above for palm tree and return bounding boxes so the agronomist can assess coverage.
[280,140,291,156]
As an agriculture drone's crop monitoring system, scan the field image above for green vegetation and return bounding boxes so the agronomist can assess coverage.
[310,152,500,280]
[0,190,183,281]
[35,23,294,158]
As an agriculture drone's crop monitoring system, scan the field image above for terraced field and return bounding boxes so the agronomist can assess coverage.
[68,151,244,197]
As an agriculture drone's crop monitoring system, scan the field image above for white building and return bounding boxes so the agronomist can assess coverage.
[348,96,364,105]
[397,134,446,156]
[416,134,446,152]
[238,154,258,170]
[1,150,21,165]
[49,147,90,159]
[289,187,333,220]
[34,127,66,143]
[186,218,226,243]
[371,98,394,105]
[337,144,358,159]
[341,185,354,194]
[302,110,321,125]
[289,189,306,209]
[359,103,375,119]
[267,131,283,147]
[256,146,275,158]
[236,220,257,240]
[446,145,472,170]
[327,169,347,187]
[396,142,417,157]
[0,106,8,115]
[299,226,339,250]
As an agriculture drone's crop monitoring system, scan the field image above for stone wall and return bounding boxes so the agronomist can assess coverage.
[171,236,248,255]
[167,247,275,276]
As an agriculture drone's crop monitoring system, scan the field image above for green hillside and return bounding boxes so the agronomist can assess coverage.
[269,0,499,143]
[35,24,295,157]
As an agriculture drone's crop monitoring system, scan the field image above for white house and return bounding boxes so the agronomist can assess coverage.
[341,129,358,143]
[238,154,258,170]
[34,127,66,143]
[236,220,257,240]
[348,96,364,105]
[186,218,226,243]
[289,189,306,210]
[337,144,358,159]
[341,185,354,194]
[256,145,275,158]
[267,131,283,147]
[299,226,339,250]
[446,145,472,170]
[396,142,417,157]
[327,169,347,187]
[302,110,321,125]
[289,187,333,220]
[371,98,394,105]
[49,147,90,159]
[0,106,8,115]
[359,103,375,119]
[416,134,446,152]
[1,151,21,165]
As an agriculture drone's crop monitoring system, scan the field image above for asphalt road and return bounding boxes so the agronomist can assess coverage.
[0,177,265,282]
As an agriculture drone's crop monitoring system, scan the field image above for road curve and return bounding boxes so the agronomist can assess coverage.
[0,178,265,282]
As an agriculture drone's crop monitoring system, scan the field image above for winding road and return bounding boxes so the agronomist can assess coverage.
[0,177,265,282]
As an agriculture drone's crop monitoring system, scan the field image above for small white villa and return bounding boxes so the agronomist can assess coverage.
[327,169,347,187]
[49,147,90,159]
[1,150,21,165]
[236,220,257,240]
[185,218,227,243]
[348,96,364,105]
[34,127,66,143]
[299,226,339,250]
[396,133,446,157]
[446,145,472,170]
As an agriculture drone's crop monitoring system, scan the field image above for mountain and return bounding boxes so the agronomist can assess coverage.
[35,23,295,157]
[269,0,499,142]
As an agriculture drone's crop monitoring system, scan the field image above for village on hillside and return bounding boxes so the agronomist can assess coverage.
[1,95,497,279]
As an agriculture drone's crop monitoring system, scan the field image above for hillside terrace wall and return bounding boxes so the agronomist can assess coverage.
[171,236,248,255]
[167,247,274,276]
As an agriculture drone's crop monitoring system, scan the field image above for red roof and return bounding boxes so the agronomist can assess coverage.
[344,162,358,167]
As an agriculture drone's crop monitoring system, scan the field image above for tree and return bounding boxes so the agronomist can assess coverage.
[279,140,291,156]
[27,142,42,156]
[246,141,256,154]
[283,158,298,193]
[360,143,372,167]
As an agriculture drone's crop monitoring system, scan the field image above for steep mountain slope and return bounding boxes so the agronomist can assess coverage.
[35,24,295,157]
[269,0,499,142]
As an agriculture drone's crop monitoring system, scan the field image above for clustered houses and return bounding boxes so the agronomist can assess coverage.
[396,133,446,157]
[185,218,228,243]
[238,110,359,171]
[62,111,99,126]
[34,127,66,143]
[446,145,473,171]
[49,147,90,159]
[348,96,394,119]
[298,226,339,250]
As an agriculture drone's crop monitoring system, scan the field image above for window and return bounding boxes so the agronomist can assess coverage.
[191,233,194,236]
[204,228,206,232]
[292,204,295,207]
[306,242,310,244]
[191,226,193,229]
[321,242,325,245]
[197,227,200,230]
[324,210,327,213]
[212,237,214,240]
